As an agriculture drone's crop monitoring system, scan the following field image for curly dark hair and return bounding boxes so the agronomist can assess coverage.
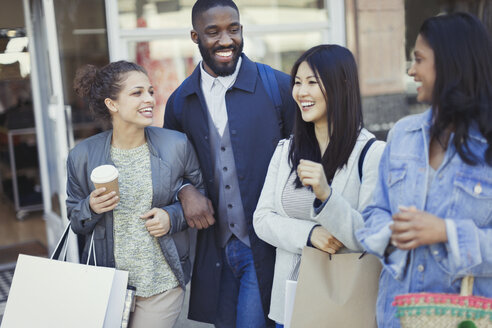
[73,61,147,122]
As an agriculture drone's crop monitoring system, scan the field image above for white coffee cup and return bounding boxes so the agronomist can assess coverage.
[90,165,119,196]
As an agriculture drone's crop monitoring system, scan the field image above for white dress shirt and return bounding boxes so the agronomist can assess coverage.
[200,57,242,136]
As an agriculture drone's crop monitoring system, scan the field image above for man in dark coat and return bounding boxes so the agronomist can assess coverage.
[164,0,296,326]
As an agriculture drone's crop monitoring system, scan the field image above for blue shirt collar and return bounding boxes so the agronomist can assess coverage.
[404,108,486,143]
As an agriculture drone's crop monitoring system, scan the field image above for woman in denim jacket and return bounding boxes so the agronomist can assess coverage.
[68,61,203,327]
[357,13,492,327]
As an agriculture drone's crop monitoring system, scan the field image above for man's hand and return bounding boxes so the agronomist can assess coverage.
[89,188,119,214]
[297,159,331,201]
[390,206,447,250]
[310,226,344,254]
[178,185,215,229]
[141,208,171,238]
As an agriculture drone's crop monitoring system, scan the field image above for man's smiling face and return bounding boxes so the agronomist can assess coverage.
[191,5,244,77]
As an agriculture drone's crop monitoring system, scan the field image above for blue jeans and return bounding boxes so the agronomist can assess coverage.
[215,236,267,328]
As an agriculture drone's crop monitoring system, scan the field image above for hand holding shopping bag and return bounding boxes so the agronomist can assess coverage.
[1,223,130,328]
[290,246,381,328]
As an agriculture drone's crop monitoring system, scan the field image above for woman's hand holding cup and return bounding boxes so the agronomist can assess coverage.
[89,188,119,214]
[90,165,120,214]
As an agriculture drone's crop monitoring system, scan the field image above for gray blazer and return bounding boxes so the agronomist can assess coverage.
[66,126,203,288]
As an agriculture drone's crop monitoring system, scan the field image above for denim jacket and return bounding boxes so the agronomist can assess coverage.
[356,109,492,327]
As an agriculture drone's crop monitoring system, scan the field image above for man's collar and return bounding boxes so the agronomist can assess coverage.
[231,54,258,93]
[180,54,257,97]
[200,57,243,90]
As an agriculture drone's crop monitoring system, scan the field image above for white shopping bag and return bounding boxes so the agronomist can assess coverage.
[104,267,130,327]
[283,279,297,328]
[1,254,128,328]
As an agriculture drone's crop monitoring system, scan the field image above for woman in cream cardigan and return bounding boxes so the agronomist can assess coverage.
[253,45,385,327]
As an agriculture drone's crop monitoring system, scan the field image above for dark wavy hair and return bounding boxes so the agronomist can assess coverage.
[192,0,239,29]
[289,45,363,187]
[73,60,147,122]
[420,12,492,165]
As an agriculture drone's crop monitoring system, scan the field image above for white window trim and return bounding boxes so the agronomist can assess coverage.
[118,21,331,42]
[327,0,346,46]
[106,0,126,61]
[106,0,345,61]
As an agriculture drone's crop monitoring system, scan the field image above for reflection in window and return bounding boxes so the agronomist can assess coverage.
[245,31,323,72]
[120,0,329,126]
[118,0,328,29]
[54,0,109,131]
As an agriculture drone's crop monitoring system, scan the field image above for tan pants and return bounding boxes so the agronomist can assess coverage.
[129,286,185,328]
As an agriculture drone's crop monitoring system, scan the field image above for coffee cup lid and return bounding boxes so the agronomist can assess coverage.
[90,165,119,183]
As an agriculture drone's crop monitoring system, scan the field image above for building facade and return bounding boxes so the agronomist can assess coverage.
[2,0,489,254]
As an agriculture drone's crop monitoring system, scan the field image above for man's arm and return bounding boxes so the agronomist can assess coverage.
[178,185,215,229]
[165,87,215,229]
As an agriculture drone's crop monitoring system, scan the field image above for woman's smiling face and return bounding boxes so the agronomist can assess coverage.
[408,34,436,104]
[107,71,155,129]
[292,61,328,128]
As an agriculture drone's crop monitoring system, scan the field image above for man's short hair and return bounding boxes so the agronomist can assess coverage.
[191,0,240,29]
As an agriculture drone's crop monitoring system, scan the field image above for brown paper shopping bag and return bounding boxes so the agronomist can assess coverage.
[291,246,381,328]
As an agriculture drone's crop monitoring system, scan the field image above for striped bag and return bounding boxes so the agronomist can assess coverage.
[393,276,492,328]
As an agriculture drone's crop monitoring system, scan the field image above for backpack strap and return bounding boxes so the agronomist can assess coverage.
[171,81,186,125]
[358,138,377,181]
[256,62,284,132]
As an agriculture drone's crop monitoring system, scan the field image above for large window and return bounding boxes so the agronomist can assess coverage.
[113,0,339,126]
[54,0,110,136]
[118,0,329,29]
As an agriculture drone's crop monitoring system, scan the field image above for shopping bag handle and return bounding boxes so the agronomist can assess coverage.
[50,222,71,260]
[50,221,97,266]
[87,232,97,266]
[460,276,474,296]
[287,254,301,280]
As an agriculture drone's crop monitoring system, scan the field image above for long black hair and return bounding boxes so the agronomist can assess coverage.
[420,12,492,165]
[289,45,363,187]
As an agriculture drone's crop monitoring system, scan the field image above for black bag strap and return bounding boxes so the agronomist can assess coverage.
[50,222,71,260]
[358,138,377,181]
[256,62,284,132]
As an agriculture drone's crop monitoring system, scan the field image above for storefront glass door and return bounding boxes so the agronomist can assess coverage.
[25,0,109,255]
